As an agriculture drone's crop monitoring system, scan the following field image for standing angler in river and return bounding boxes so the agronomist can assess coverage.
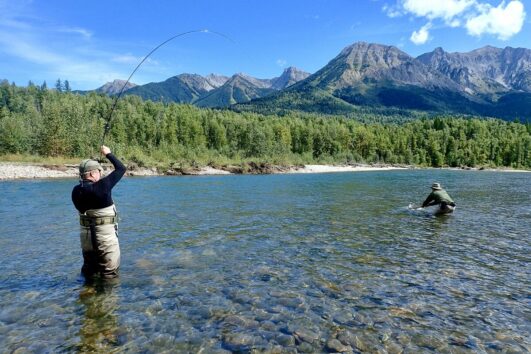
[70,29,230,280]
[72,145,126,280]
[421,182,456,215]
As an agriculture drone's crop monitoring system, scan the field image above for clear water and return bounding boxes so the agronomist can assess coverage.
[0,170,529,353]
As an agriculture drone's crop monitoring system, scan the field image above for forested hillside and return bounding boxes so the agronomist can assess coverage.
[1,81,529,169]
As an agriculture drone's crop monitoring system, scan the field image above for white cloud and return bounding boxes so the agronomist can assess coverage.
[276,59,287,67]
[403,0,475,22]
[410,23,432,44]
[466,0,526,39]
[384,0,527,43]
[382,4,403,18]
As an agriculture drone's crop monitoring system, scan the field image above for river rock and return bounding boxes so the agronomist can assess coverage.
[384,340,404,354]
[411,334,445,350]
[222,332,260,351]
[260,320,277,331]
[253,309,272,322]
[223,314,259,329]
[276,334,296,346]
[337,329,355,346]
[278,296,304,308]
[261,344,291,354]
[298,341,317,353]
[326,338,352,353]
[293,328,320,344]
[333,312,354,325]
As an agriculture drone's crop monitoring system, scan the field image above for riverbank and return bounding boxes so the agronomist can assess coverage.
[0,161,528,180]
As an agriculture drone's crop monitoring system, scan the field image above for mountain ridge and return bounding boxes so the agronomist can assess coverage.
[90,42,530,119]
[236,42,531,120]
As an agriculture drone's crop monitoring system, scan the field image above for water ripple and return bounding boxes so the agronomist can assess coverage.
[0,171,529,352]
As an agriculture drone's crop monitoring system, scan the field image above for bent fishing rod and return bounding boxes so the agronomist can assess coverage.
[101,29,233,147]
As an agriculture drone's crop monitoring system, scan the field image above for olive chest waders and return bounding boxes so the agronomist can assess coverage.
[79,205,120,279]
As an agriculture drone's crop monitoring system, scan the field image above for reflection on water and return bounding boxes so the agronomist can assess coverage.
[77,279,120,353]
[0,170,529,352]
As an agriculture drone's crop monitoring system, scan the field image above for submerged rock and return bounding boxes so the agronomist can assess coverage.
[223,314,259,329]
[293,328,320,344]
[222,332,262,352]
[276,334,296,346]
[326,338,352,353]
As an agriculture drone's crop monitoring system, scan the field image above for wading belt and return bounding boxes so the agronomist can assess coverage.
[79,215,117,227]
[79,215,117,252]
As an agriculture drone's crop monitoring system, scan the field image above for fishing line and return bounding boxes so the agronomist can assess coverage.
[101,29,234,147]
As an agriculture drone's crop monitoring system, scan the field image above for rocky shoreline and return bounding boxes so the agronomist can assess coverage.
[0,161,409,180]
[0,161,527,181]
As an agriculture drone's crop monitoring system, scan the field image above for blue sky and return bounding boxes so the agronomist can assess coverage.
[1,0,529,90]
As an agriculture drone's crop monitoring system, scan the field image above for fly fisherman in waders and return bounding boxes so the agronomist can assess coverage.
[422,182,456,215]
[72,145,126,280]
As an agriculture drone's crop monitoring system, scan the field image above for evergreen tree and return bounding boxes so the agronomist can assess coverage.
[55,79,63,93]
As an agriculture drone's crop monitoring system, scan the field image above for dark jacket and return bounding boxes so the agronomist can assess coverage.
[72,154,126,213]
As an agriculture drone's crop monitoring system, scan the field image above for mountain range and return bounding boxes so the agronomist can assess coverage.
[93,42,531,120]
[96,67,311,107]
[237,43,531,119]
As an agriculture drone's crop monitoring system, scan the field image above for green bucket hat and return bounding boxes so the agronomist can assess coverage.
[79,159,103,176]
[431,182,442,190]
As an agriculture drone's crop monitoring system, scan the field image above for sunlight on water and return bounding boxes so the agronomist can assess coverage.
[0,170,529,352]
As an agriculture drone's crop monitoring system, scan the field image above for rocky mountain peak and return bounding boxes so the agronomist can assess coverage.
[334,42,414,81]
[205,74,229,88]
[272,67,310,89]
[228,73,272,89]
[96,79,137,95]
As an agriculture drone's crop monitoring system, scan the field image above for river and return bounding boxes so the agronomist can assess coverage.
[0,170,529,352]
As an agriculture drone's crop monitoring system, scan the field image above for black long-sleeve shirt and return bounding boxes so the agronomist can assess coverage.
[72,154,126,214]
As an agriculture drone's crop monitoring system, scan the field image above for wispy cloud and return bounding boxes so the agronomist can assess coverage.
[55,26,93,39]
[383,0,527,44]
[0,1,155,89]
[276,59,287,67]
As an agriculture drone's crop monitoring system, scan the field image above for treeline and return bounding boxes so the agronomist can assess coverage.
[0,81,530,168]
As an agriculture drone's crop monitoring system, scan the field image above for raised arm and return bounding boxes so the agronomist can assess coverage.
[101,145,126,189]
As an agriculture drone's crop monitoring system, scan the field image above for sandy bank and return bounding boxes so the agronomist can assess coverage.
[287,165,407,173]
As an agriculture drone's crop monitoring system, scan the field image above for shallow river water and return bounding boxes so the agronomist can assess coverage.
[0,170,529,353]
